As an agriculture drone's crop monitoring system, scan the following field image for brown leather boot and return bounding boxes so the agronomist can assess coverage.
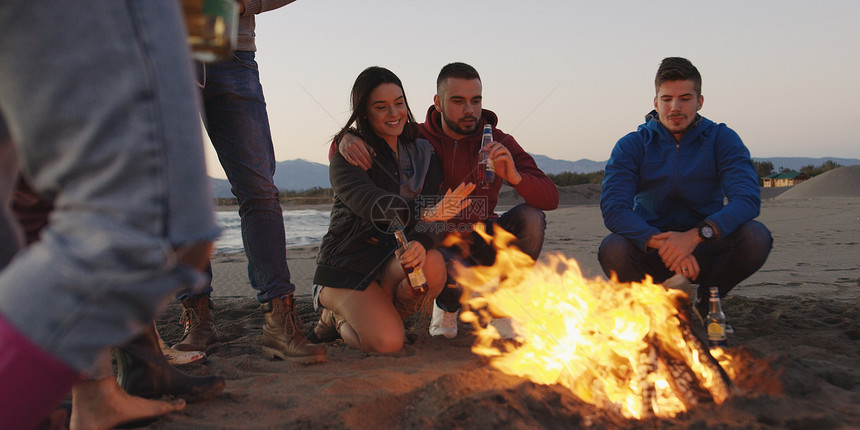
[311,308,345,343]
[115,323,225,402]
[261,295,328,364]
[173,296,218,352]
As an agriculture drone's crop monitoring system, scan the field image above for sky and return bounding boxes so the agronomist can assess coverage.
[203,0,859,179]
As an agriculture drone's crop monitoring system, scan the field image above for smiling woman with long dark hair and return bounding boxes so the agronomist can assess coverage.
[310,66,474,353]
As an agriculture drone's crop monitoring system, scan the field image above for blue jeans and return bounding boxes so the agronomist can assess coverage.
[183,51,294,303]
[436,204,548,312]
[0,0,218,373]
[598,220,773,299]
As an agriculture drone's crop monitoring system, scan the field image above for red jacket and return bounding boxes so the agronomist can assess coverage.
[418,105,558,223]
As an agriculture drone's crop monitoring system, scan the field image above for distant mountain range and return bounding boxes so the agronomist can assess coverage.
[210,158,331,199]
[529,155,606,175]
[209,155,860,198]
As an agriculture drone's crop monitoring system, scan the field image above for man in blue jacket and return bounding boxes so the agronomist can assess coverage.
[599,57,772,318]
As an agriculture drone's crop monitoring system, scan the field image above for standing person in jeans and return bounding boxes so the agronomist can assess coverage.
[598,57,772,319]
[335,62,559,339]
[0,1,218,428]
[10,175,225,429]
[173,0,327,364]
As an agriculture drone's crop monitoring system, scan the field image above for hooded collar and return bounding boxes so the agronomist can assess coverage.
[642,109,708,144]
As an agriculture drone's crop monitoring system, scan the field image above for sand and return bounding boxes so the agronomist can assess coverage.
[147,168,860,429]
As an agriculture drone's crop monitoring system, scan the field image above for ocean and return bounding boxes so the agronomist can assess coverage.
[214,209,331,254]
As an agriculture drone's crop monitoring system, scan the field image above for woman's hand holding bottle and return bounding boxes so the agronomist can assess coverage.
[395,238,426,270]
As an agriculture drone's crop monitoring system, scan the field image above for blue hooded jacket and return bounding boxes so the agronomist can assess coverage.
[600,111,760,250]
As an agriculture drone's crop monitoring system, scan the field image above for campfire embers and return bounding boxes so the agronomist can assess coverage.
[451,225,739,419]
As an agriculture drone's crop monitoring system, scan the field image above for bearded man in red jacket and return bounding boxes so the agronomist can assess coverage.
[333,62,559,339]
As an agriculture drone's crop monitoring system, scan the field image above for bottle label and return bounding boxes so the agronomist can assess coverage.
[408,270,426,287]
[707,322,726,340]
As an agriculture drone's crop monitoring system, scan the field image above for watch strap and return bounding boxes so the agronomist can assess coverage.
[697,221,715,241]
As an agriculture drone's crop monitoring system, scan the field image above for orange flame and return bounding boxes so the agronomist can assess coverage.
[452,225,741,419]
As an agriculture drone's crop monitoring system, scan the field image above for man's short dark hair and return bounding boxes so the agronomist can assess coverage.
[436,62,481,93]
[655,57,702,96]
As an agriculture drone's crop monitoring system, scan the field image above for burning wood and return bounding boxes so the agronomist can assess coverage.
[451,225,740,419]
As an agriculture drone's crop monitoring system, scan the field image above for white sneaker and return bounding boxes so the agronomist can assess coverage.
[429,303,458,339]
[490,317,523,341]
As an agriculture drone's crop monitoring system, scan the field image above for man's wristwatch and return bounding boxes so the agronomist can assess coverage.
[697,222,715,241]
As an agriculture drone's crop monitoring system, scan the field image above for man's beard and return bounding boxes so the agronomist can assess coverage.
[443,114,479,136]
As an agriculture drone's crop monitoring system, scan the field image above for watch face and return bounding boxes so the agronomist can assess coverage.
[701,225,714,239]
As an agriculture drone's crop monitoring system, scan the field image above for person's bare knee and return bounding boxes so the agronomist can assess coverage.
[362,329,404,354]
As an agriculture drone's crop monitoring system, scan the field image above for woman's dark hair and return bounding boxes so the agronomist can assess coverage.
[334,66,417,146]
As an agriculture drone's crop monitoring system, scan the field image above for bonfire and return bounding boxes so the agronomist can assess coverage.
[449,225,747,419]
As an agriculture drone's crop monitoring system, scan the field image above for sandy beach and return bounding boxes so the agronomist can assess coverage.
[147,166,860,429]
